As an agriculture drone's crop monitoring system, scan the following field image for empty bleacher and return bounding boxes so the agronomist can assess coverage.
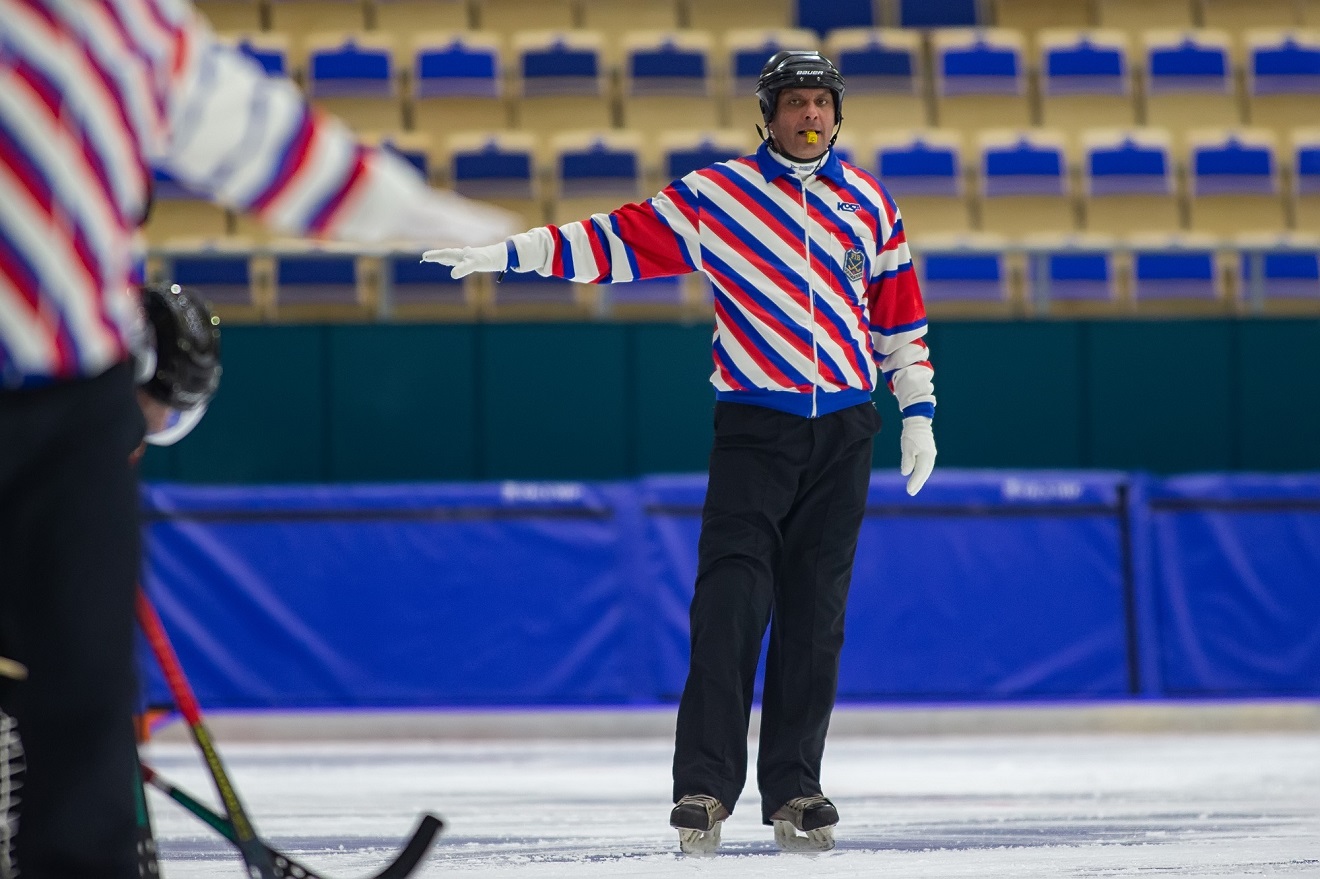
[158,0,1318,321]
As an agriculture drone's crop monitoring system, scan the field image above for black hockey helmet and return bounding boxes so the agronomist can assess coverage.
[140,281,221,412]
[755,50,845,126]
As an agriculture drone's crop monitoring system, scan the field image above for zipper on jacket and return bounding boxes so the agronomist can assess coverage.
[799,180,818,418]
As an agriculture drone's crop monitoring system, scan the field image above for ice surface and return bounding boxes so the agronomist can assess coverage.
[144,732,1320,877]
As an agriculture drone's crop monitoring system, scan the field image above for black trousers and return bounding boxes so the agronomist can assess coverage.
[672,400,880,823]
[0,362,144,879]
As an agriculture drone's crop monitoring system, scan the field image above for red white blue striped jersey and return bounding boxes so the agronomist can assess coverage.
[512,142,935,419]
[0,0,503,390]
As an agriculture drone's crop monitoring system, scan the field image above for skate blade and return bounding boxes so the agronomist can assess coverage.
[773,820,835,852]
[677,822,722,855]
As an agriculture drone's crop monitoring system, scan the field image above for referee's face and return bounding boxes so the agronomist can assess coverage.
[767,87,834,162]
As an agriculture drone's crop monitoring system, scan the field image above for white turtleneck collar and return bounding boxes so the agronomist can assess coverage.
[766,142,830,180]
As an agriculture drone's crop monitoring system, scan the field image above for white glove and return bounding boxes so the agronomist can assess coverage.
[899,415,936,496]
[423,228,554,279]
[421,242,508,279]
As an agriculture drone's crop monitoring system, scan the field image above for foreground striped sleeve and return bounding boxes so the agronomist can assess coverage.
[149,8,446,241]
[866,195,935,419]
[535,177,702,283]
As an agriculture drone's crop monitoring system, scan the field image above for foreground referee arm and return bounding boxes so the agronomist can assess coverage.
[151,2,514,247]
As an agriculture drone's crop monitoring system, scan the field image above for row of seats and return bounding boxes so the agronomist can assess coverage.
[142,124,1320,244]
[993,0,1320,35]
[194,0,1320,41]
[222,26,1320,144]
[144,233,1320,323]
[198,0,796,42]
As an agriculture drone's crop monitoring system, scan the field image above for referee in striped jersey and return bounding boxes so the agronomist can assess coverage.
[0,1,512,874]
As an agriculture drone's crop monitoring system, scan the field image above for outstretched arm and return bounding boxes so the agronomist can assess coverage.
[424,177,702,282]
[152,3,512,246]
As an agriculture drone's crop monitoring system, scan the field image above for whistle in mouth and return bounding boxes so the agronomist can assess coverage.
[806,131,819,144]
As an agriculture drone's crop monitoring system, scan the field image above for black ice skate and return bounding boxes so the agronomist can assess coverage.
[768,795,838,851]
[669,794,730,855]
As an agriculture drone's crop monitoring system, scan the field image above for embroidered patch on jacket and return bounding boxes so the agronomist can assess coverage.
[844,248,865,283]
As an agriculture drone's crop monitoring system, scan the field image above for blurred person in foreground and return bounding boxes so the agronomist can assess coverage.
[0,1,513,875]
[424,50,937,854]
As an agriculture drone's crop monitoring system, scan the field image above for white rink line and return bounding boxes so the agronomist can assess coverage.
[143,732,1320,878]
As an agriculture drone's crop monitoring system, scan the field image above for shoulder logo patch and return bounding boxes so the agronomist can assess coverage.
[844,248,865,283]
[837,201,860,213]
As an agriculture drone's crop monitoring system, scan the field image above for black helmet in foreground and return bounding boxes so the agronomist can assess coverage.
[140,281,221,412]
[755,50,846,126]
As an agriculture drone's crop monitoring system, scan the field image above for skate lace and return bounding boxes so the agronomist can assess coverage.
[677,794,722,812]
[1,709,24,879]
[788,795,831,810]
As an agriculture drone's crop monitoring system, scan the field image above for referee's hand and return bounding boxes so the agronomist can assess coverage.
[899,416,936,496]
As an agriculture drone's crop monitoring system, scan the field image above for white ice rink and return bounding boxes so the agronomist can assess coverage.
[142,706,1320,878]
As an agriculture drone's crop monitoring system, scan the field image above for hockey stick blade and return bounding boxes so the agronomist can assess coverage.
[141,763,444,879]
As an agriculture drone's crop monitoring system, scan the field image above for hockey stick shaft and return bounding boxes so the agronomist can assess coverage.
[133,761,161,876]
[135,589,278,879]
[140,763,444,879]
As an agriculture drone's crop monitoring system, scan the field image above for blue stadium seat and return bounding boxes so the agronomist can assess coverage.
[305,34,401,132]
[1294,128,1320,232]
[872,129,970,235]
[1038,29,1137,131]
[551,131,644,225]
[1141,29,1240,138]
[230,34,290,78]
[932,28,1031,132]
[1236,232,1320,314]
[382,249,476,319]
[620,32,719,138]
[1080,127,1181,235]
[825,28,929,132]
[269,245,375,321]
[512,31,611,140]
[1245,29,1320,140]
[371,132,432,180]
[898,0,980,27]
[1186,128,1285,235]
[155,243,264,321]
[1128,233,1233,313]
[654,130,749,190]
[914,233,1020,315]
[977,129,1076,238]
[268,0,366,56]
[446,131,543,227]
[143,167,230,246]
[723,28,820,132]
[1023,234,1123,315]
[797,0,873,34]
[411,33,510,140]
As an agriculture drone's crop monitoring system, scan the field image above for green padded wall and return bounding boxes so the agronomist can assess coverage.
[631,324,717,475]
[138,319,1320,483]
[477,324,630,479]
[1085,321,1237,471]
[327,324,477,481]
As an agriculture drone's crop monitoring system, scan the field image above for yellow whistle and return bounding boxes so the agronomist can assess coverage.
[806,131,819,145]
